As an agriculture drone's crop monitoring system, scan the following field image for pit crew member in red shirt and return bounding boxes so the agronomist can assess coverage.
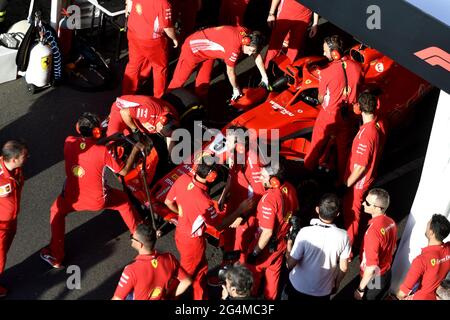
[397,214,450,300]
[355,188,397,300]
[164,155,253,300]
[167,26,269,100]
[123,0,178,98]
[342,92,385,248]
[0,140,28,298]
[265,0,319,68]
[112,223,192,300]
[304,35,362,181]
[218,126,266,263]
[40,113,143,268]
[106,95,178,151]
[245,160,299,300]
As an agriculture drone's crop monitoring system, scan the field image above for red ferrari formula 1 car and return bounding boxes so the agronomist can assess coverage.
[119,44,432,240]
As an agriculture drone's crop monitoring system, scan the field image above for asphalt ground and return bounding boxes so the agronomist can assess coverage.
[0,0,440,300]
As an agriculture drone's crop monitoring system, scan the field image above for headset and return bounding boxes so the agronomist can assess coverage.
[240,30,265,51]
[325,36,343,61]
[76,113,102,139]
[240,30,251,45]
[269,176,281,189]
[265,166,281,189]
[192,154,218,183]
[227,126,249,154]
[158,114,169,126]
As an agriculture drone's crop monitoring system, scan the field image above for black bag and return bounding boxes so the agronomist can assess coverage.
[16,23,36,71]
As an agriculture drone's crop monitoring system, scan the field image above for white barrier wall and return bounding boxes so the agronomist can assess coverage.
[50,0,62,30]
[391,91,450,292]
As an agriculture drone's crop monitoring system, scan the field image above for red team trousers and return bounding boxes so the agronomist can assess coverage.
[122,35,168,98]
[343,184,370,247]
[49,188,141,263]
[248,250,284,300]
[304,110,354,182]
[0,220,16,273]
[167,42,215,98]
[175,231,208,300]
[264,19,310,68]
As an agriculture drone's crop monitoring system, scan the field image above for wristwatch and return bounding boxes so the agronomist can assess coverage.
[357,287,365,293]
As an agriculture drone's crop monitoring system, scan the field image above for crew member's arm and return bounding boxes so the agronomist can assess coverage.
[252,227,273,255]
[164,27,178,48]
[335,237,351,291]
[354,235,379,300]
[336,257,349,290]
[164,198,179,214]
[164,178,181,214]
[119,108,138,132]
[345,164,366,187]
[117,142,145,176]
[112,267,135,300]
[396,257,424,300]
[254,53,269,86]
[267,0,281,28]
[215,198,257,231]
[226,65,239,93]
[309,13,319,37]
[354,265,377,300]
[175,277,192,296]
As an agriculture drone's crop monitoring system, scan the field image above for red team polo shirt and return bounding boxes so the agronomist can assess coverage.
[346,120,384,190]
[63,136,124,209]
[127,0,173,40]
[400,243,450,300]
[277,0,312,21]
[114,95,175,134]
[166,173,219,238]
[0,157,24,223]
[114,252,189,300]
[187,26,248,67]
[318,58,361,117]
[227,150,266,208]
[360,214,397,276]
[256,182,299,255]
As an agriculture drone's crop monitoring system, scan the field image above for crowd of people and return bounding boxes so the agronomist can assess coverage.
[0,0,449,301]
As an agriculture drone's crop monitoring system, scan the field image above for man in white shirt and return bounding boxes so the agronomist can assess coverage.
[283,193,351,300]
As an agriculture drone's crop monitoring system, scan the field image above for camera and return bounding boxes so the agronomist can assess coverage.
[217,264,231,285]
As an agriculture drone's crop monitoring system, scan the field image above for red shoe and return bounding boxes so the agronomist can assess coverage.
[0,285,7,298]
[40,247,63,269]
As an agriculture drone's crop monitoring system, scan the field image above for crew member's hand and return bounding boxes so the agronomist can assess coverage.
[230,217,243,229]
[172,39,178,48]
[221,284,229,300]
[231,87,242,101]
[259,77,272,91]
[354,288,364,300]
[267,13,276,28]
[309,24,318,38]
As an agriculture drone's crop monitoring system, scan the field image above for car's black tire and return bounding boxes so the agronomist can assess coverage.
[163,88,206,124]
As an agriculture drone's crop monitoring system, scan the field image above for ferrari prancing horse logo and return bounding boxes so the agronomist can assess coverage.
[72,165,85,178]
